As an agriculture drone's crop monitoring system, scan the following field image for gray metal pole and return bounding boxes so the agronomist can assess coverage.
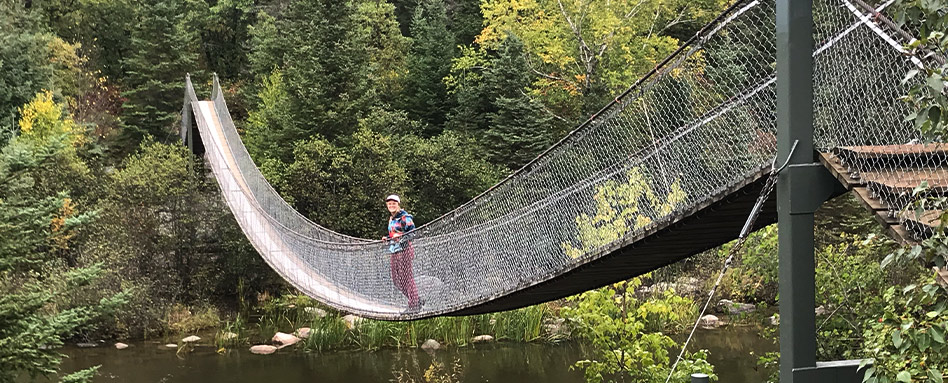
[776,0,819,382]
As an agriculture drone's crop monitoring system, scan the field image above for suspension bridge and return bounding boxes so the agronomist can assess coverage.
[180,0,943,323]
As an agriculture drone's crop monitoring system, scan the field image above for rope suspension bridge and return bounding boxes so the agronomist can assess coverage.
[180,0,944,322]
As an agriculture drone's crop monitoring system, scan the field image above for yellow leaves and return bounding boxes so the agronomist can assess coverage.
[561,167,689,258]
[18,90,84,148]
[51,198,77,251]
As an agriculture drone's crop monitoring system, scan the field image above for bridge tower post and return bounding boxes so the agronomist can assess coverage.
[776,0,862,382]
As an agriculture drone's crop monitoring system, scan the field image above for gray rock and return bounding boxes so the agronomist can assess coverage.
[416,275,445,300]
[76,342,97,348]
[181,335,201,343]
[295,328,311,339]
[164,343,178,348]
[421,339,441,351]
[272,332,299,348]
[718,299,756,314]
[699,314,721,329]
[114,342,129,350]
[471,335,494,343]
[250,345,277,355]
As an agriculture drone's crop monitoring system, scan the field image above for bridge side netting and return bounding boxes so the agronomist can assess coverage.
[188,0,935,319]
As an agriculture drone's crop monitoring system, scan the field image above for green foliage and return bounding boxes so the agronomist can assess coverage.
[120,0,202,143]
[0,6,58,135]
[357,1,411,104]
[862,190,948,383]
[560,280,713,383]
[403,0,457,134]
[165,304,221,334]
[0,93,126,382]
[244,70,301,163]
[894,0,948,139]
[279,0,375,140]
[449,33,555,169]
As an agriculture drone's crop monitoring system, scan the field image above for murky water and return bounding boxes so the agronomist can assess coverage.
[42,327,775,382]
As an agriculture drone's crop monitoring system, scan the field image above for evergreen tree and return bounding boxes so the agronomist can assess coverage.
[450,34,553,169]
[356,1,410,105]
[280,0,374,140]
[403,0,456,135]
[245,70,301,163]
[482,35,553,168]
[120,0,201,144]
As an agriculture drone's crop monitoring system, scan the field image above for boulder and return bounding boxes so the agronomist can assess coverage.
[219,332,238,341]
[250,345,278,355]
[296,328,312,339]
[543,317,569,338]
[699,314,721,329]
[471,335,494,343]
[181,335,201,343]
[304,307,327,318]
[718,299,756,314]
[272,332,299,348]
[164,343,178,348]
[114,342,129,350]
[343,314,363,330]
[421,339,441,351]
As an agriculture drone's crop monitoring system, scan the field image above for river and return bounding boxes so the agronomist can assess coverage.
[43,326,775,382]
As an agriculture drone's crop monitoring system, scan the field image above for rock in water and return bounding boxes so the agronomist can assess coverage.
[421,339,441,351]
[164,344,178,348]
[76,342,97,348]
[181,335,201,343]
[114,342,129,350]
[272,332,299,348]
[296,328,312,339]
[343,314,363,330]
[699,314,721,329]
[250,345,277,355]
[471,335,494,343]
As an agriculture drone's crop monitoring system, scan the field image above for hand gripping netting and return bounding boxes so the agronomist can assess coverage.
[181,0,937,319]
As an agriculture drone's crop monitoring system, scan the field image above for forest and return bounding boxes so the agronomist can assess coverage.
[1,0,947,382]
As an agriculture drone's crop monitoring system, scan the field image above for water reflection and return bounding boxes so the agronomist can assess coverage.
[43,327,774,382]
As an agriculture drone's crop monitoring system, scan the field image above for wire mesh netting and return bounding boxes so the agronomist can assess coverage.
[181,0,942,319]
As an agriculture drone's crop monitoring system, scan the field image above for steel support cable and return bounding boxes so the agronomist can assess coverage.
[664,141,799,383]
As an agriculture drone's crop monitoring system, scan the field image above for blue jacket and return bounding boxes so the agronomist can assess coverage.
[386,209,415,253]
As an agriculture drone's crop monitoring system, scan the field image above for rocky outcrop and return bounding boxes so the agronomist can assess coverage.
[272,332,300,348]
[718,299,756,314]
[471,335,494,343]
[114,342,129,350]
[181,335,201,343]
[250,345,277,355]
[421,339,440,351]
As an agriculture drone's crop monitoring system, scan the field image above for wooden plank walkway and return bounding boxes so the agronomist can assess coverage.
[819,145,947,244]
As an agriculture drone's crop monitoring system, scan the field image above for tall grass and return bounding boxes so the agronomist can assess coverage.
[253,293,565,352]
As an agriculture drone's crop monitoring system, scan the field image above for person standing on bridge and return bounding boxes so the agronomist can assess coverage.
[383,195,421,312]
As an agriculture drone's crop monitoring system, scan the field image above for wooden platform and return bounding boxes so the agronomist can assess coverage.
[819,144,947,244]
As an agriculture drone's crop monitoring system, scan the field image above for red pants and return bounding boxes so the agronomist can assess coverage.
[390,244,419,307]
